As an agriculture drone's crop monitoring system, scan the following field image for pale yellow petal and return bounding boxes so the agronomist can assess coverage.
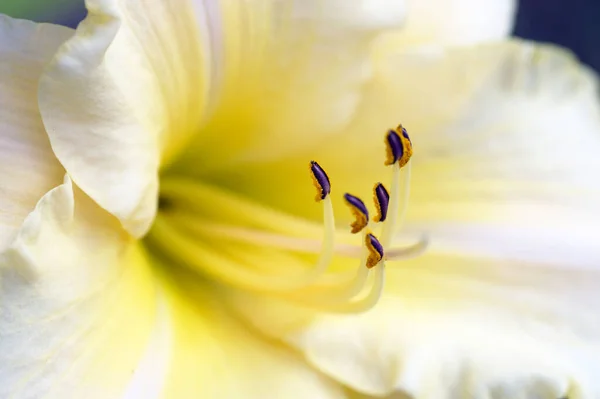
[38,0,218,237]
[220,41,600,397]
[0,15,71,249]
[0,176,160,398]
[149,266,347,399]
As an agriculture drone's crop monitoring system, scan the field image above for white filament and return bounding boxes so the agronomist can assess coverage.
[381,161,412,249]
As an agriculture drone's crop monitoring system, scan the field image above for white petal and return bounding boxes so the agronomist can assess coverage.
[288,258,600,398]
[0,15,71,249]
[0,176,161,398]
[292,42,600,397]
[38,0,219,237]
[402,0,517,46]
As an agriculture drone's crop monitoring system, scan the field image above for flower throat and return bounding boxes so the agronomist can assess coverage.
[147,125,426,314]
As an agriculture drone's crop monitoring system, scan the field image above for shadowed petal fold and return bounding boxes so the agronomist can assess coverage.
[0,176,161,399]
[38,0,217,237]
[0,15,71,248]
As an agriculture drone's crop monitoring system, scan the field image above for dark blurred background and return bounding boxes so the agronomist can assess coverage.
[0,0,599,73]
[514,0,600,72]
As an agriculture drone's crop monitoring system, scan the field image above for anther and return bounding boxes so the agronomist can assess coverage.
[398,124,411,143]
[344,193,369,234]
[365,232,384,268]
[373,183,390,223]
[310,160,331,202]
[384,125,413,168]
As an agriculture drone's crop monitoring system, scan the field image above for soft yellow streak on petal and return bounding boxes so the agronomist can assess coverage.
[150,266,346,399]
[121,292,172,399]
[169,1,406,177]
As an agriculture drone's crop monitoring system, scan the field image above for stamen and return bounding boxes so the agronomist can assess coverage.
[286,265,384,314]
[384,125,413,168]
[310,160,331,201]
[372,183,390,223]
[277,231,370,300]
[275,230,383,314]
[365,232,384,268]
[150,123,422,316]
[333,263,385,314]
[381,124,413,248]
[344,193,369,234]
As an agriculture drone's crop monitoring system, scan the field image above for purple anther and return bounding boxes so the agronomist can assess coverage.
[373,183,390,222]
[310,160,331,201]
[385,129,403,165]
[344,193,369,234]
[366,233,384,268]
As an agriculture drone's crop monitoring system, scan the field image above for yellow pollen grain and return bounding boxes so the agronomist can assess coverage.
[365,233,383,269]
[372,183,384,223]
[396,125,413,168]
[347,207,368,234]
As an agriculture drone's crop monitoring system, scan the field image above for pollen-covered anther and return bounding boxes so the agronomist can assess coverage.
[372,183,390,223]
[310,160,331,202]
[365,232,384,268]
[384,124,413,168]
[344,193,369,234]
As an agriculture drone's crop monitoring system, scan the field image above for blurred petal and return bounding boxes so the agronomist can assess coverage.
[0,15,71,249]
[222,41,600,397]
[0,176,160,398]
[291,0,405,30]
[38,0,217,237]
[401,0,516,46]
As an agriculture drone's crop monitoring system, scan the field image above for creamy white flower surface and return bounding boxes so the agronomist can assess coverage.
[1,1,599,399]
[0,16,71,248]
[226,43,600,398]
[400,0,517,46]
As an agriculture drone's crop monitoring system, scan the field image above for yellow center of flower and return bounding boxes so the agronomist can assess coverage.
[143,126,424,314]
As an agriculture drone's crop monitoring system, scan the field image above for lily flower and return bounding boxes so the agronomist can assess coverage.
[1,1,599,398]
